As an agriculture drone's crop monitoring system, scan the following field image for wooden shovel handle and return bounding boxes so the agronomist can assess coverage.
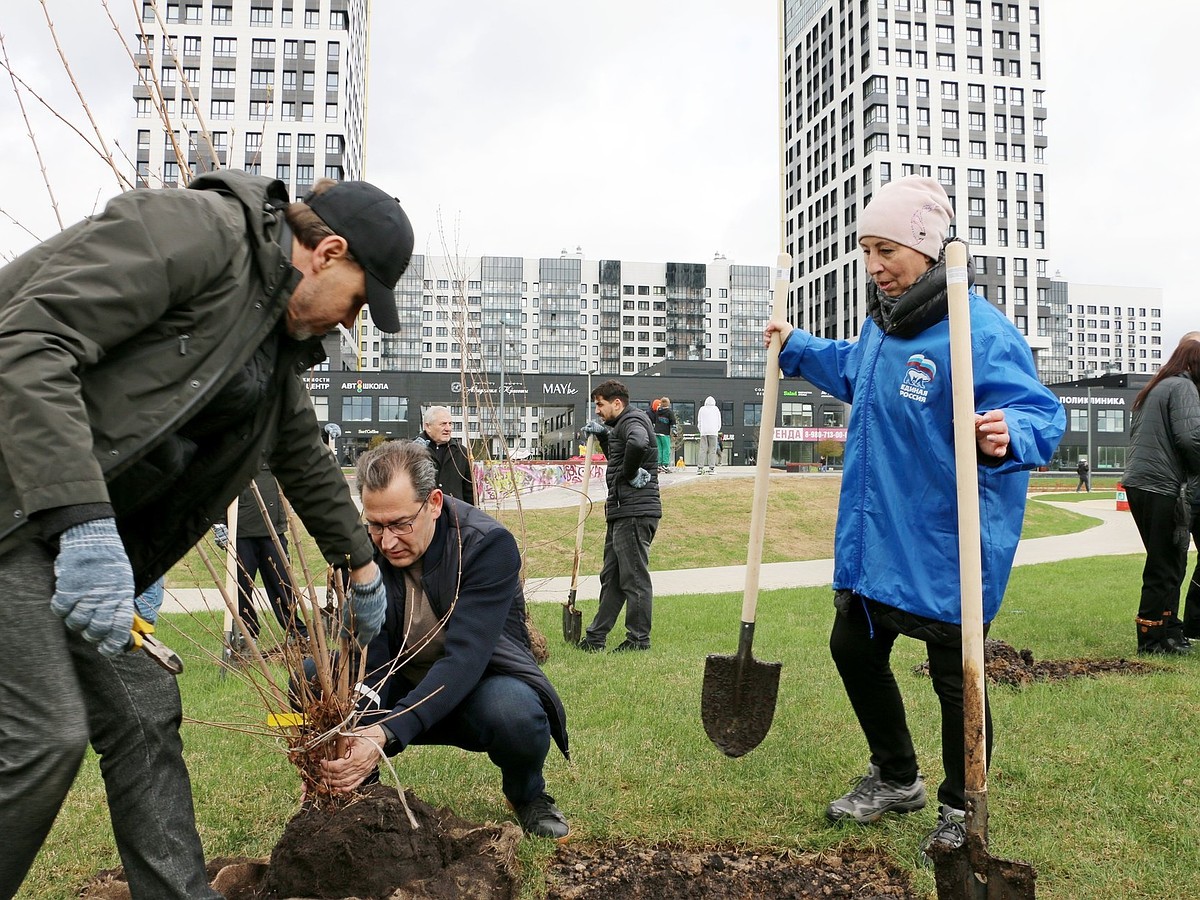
[946,240,988,813]
[569,434,596,591]
[741,253,792,625]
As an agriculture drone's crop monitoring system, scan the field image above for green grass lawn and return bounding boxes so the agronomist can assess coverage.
[23,551,1200,900]
[167,477,1100,587]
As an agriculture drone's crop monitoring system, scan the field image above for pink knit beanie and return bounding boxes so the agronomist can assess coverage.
[859,175,953,260]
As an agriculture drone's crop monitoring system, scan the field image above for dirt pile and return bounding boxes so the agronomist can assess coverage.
[546,845,919,899]
[82,784,521,900]
[914,639,1156,687]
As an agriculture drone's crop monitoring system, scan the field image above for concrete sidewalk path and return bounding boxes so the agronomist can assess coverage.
[160,494,1139,614]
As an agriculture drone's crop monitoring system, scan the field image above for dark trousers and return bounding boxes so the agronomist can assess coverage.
[1127,486,1188,638]
[0,542,219,900]
[235,534,304,638]
[586,516,658,647]
[1186,507,1200,638]
[298,664,551,806]
[829,600,993,810]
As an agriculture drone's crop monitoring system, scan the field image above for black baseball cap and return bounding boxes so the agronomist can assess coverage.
[304,181,414,333]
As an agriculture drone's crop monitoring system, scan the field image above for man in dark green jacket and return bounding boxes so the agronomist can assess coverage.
[0,170,411,898]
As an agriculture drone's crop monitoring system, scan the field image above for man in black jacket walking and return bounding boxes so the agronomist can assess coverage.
[579,380,661,652]
[319,440,570,841]
[414,405,475,504]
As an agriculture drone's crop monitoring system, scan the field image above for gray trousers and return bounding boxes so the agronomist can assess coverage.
[0,542,219,899]
[698,434,720,469]
[586,516,658,646]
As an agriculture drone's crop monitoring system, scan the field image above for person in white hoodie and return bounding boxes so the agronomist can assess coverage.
[697,396,722,475]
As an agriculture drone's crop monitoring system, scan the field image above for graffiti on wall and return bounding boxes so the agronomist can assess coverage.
[474,461,607,503]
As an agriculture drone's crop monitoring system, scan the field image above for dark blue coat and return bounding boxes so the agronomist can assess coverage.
[357,497,568,758]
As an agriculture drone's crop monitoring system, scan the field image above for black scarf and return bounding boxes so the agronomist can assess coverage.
[865,241,973,339]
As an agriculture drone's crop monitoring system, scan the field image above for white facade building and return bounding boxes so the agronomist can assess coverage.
[1062,282,1165,377]
[128,0,366,210]
[781,0,1064,380]
[368,251,774,378]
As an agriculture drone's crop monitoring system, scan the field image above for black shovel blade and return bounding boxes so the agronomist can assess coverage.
[929,835,1037,900]
[562,595,582,645]
[701,651,782,758]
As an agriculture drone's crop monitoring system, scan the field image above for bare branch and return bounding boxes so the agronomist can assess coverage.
[37,0,127,191]
[0,33,63,229]
[0,204,44,246]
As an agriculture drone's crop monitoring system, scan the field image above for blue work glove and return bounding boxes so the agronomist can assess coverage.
[212,523,229,551]
[343,569,387,646]
[629,467,651,489]
[582,420,608,437]
[51,518,136,657]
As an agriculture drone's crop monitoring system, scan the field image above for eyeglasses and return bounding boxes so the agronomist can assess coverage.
[365,495,429,537]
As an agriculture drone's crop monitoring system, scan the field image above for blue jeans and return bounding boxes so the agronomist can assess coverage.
[586,516,658,647]
[0,542,219,899]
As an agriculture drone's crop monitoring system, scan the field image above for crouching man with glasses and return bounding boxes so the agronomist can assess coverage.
[320,439,571,840]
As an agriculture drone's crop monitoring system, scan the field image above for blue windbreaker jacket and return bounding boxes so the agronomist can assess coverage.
[779,292,1065,624]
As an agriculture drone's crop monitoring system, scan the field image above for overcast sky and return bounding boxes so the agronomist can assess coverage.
[1,2,1195,346]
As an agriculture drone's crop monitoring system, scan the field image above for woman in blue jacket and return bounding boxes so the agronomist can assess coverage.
[765,176,1064,863]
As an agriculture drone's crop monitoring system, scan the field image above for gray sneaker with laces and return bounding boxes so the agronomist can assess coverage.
[513,792,570,842]
[825,764,927,824]
[918,804,966,866]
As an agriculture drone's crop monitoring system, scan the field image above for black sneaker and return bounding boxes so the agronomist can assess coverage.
[826,764,926,824]
[918,804,966,866]
[577,641,605,653]
[513,792,570,842]
[613,639,649,652]
[1139,634,1192,656]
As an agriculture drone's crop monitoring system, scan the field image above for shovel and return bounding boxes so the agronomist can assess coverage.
[928,239,1037,899]
[562,434,596,644]
[701,253,789,757]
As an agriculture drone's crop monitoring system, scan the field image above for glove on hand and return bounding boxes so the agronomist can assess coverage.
[344,569,387,646]
[212,523,229,551]
[582,420,608,437]
[629,467,651,489]
[51,518,136,657]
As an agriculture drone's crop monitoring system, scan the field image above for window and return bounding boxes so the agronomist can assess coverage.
[305,10,320,28]
[969,112,985,130]
[283,71,297,90]
[326,134,344,154]
[297,133,315,153]
[277,133,291,154]
[969,226,985,243]
[342,397,372,421]
[326,71,339,91]
[994,143,1007,161]
[938,166,955,185]
[210,99,233,119]
[941,81,958,100]
[378,397,408,422]
[328,41,341,60]
[284,39,298,58]
[250,6,272,25]
[967,56,983,73]
[161,65,176,85]
[250,101,271,120]
[325,103,339,121]
[936,53,955,71]
[245,132,262,153]
[966,27,981,45]
[942,110,959,128]
[968,197,985,217]
[942,138,960,156]
[251,38,274,56]
[213,37,235,56]
[250,69,274,87]
[781,403,814,427]
[330,9,348,29]
[303,71,315,91]
[183,35,201,55]
[994,85,1006,103]
[936,0,953,12]
[968,168,984,187]
[936,25,954,42]
[211,5,231,23]
[916,79,929,98]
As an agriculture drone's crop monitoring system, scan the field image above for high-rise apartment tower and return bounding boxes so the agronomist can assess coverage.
[129,0,367,204]
[781,0,1065,380]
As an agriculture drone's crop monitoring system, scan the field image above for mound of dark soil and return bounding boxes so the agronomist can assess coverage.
[81,784,521,900]
[914,639,1156,687]
[546,845,919,899]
